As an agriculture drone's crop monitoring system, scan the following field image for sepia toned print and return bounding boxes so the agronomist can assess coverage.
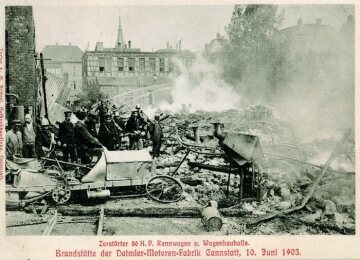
[3,2,355,241]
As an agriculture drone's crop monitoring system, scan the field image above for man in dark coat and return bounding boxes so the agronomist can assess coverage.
[58,111,77,162]
[74,111,104,164]
[85,112,98,138]
[149,114,164,158]
[35,117,56,159]
[98,114,120,150]
[125,110,146,150]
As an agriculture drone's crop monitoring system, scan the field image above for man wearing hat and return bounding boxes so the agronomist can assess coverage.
[6,120,23,160]
[58,111,77,162]
[126,110,146,150]
[98,113,120,150]
[74,110,104,164]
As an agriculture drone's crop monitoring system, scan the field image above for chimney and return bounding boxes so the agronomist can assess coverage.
[95,42,104,51]
[128,40,131,49]
[170,45,173,50]
[125,44,127,49]
[117,43,122,49]
[175,42,179,51]
[166,41,169,49]
[191,126,201,144]
[316,18,322,25]
[179,40,182,51]
[297,18,302,26]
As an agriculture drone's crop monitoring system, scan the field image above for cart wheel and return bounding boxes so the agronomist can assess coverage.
[51,185,71,204]
[146,175,184,203]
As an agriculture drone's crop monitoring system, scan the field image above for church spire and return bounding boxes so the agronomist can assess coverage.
[116,16,124,49]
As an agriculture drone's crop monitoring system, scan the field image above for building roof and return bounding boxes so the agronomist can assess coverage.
[42,44,83,63]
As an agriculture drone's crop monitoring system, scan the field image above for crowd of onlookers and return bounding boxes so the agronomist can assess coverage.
[6,102,168,164]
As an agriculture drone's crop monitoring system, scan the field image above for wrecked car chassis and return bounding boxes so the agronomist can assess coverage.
[6,150,185,206]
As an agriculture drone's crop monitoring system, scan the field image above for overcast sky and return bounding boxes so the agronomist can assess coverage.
[32,4,354,53]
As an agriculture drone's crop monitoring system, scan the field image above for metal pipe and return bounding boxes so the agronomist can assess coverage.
[191,126,201,143]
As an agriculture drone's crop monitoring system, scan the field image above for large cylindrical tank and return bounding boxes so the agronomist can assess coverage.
[86,189,110,199]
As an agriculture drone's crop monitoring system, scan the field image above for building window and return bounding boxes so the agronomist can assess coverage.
[169,60,174,73]
[99,57,105,72]
[150,58,156,73]
[117,57,124,71]
[139,58,145,72]
[105,58,112,72]
[128,58,134,72]
[160,58,165,72]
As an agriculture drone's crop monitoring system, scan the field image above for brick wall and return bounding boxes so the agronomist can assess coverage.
[5,6,37,108]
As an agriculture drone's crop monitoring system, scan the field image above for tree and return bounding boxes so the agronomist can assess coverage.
[222,5,284,87]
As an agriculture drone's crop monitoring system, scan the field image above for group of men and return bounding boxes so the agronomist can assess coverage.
[5,104,166,165]
[6,113,56,160]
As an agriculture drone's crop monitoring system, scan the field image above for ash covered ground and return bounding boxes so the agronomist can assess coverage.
[6,105,355,235]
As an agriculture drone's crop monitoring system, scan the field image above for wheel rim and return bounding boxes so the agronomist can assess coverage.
[51,185,71,204]
[146,175,184,203]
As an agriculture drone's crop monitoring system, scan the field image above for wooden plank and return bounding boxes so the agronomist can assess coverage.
[97,206,104,236]
[43,210,58,236]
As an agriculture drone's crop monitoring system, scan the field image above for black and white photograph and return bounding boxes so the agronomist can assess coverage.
[3,2,355,240]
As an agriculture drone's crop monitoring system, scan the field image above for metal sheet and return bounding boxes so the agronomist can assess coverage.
[104,149,152,163]
[107,161,152,181]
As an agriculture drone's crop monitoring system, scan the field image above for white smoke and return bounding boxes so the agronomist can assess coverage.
[153,54,242,113]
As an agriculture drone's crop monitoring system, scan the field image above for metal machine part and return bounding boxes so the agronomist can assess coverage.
[86,189,111,199]
[51,185,71,204]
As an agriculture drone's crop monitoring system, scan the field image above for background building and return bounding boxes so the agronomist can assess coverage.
[82,17,195,97]
[42,43,83,96]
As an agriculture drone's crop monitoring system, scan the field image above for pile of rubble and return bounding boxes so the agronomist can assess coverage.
[155,105,355,233]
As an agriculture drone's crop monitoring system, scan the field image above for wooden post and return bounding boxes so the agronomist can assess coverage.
[43,210,57,236]
[97,206,104,236]
[239,167,244,204]
[39,53,49,119]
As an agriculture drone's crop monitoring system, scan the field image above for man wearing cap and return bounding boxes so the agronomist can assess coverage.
[6,120,23,160]
[58,111,77,162]
[98,113,120,150]
[74,110,104,164]
[22,113,36,158]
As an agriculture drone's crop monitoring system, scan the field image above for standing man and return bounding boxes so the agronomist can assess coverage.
[58,111,77,162]
[148,114,164,158]
[98,113,120,150]
[35,117,56,159]
[22,113,36,158]
[74,110,104,164]
[126,110,145,150]
[85,111,98,138]
[6,120,23,160]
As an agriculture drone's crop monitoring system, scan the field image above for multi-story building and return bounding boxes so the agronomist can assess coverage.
[82,17,194,97]
[42,43,83,93]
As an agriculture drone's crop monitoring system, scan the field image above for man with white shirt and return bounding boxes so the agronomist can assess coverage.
[22,113,36,158]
